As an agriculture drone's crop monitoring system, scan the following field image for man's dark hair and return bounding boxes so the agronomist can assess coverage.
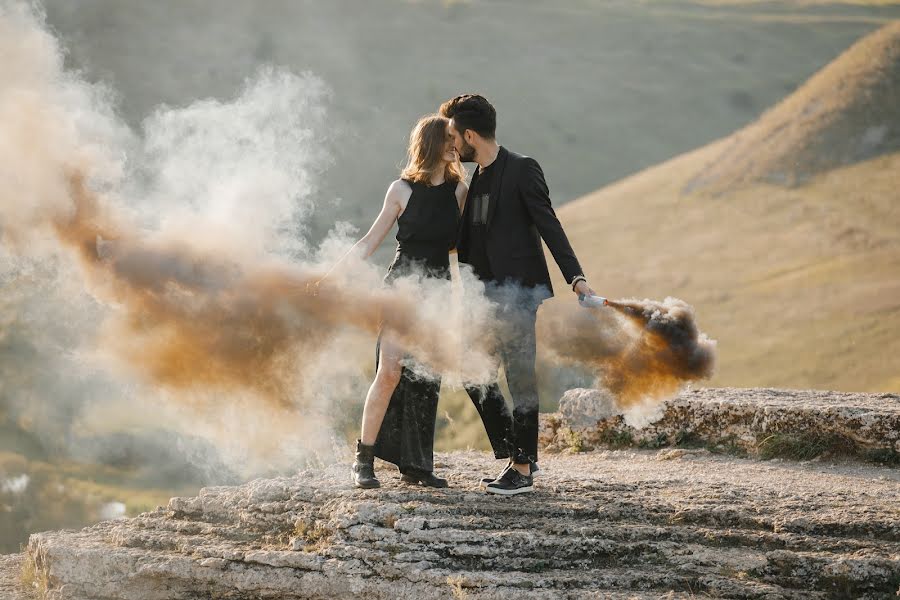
[439,94,496,140]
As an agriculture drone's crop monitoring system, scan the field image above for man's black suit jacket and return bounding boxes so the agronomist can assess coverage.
[456,146,583,300]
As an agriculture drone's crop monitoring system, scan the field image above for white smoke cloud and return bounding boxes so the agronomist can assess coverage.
[133,67,331,260]
[0,1,499,479]
[0,2,125,248]
[0,3,341,476]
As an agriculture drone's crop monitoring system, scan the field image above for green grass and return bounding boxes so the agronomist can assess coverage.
[672,430,705,448]
[709,435,749,458]
[756,432,857,461]
[862,447,900,466]
[595,428,635,450]
[566,430,588,453]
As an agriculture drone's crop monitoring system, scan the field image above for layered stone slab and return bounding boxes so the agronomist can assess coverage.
[543,387,900,460]
[22,436,900,599]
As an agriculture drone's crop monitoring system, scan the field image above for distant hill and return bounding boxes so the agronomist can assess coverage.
[546,22,900,393]
[685,21,900,191]
[41,0,900,250]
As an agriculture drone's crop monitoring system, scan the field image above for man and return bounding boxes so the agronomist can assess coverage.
[439,94,596,495]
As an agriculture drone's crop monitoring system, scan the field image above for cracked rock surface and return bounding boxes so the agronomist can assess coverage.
[544,387,900,459]
[19,444,900,599]
[5,387,900,599]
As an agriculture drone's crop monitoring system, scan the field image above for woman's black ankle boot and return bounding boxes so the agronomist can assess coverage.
[400,468,448,488]
[352,440,380,489]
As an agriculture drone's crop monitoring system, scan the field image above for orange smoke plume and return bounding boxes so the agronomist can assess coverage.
[50,174,491,407]
[539,297,717,409]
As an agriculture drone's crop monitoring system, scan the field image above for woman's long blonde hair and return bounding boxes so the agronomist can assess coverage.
[400,115,466,185]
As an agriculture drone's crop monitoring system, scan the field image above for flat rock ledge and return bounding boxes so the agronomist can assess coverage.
[10,387,900,599]
[18,455,900,599]
[542,387,900,462]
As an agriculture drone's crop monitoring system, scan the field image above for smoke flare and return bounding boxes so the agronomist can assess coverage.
[539,296,717,417]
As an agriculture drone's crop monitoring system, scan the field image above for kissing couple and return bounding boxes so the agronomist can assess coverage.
[319,94,597,495]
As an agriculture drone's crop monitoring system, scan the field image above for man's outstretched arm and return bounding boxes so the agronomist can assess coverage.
[519,157,593,294]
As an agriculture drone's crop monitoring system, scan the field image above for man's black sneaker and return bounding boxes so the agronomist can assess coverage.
[479,461,539,487]
[485,467,533,495]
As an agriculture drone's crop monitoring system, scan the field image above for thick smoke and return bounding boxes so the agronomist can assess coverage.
[0,3,498,475]
[539,297,717,426]
[0,3,716,482]
[56,174,498,397]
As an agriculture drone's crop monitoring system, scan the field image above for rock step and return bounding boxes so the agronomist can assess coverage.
[546,387,900,462]
[27,530,834,600]
[30,532,890,600]
[120,507,898,561]
[25,450,900,600]
[162,480,900,545]
[103,519,900,593]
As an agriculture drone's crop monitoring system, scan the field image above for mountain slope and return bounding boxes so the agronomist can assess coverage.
[686,20,900,191]
[547,23,900,393]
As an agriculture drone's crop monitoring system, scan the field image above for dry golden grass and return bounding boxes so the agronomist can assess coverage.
[684,22,900,191]
[292,518,333,553]
[551,142,899,393]
[547,23,900,394]
[19,554,48,597]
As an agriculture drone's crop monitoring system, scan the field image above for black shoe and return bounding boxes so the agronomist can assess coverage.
[351,440,380,489]
[480,461,539,486]
[400,469,449,488]
[485,467,533,496]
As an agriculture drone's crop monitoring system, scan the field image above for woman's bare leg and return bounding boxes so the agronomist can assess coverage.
[360,336,403,446]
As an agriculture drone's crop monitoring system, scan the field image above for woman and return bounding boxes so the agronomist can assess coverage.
[320,115,467,489]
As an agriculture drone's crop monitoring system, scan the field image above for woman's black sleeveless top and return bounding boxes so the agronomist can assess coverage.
[385,179,459,281]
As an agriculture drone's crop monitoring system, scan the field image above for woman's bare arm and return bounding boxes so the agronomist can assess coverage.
[318,180,408,281]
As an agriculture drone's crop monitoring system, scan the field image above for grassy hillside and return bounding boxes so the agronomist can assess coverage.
[42,0,900,251]
[549,23,900,393]
[686,20,900,190]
